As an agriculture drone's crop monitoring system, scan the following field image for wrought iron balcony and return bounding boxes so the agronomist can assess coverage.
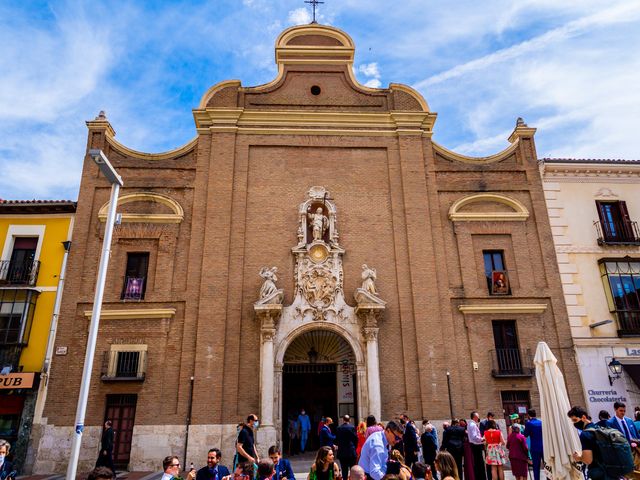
[595,220,640,245]
[616,310,640,337]
[0,259,40,286]
[0,345,24,372]
[121,276,146,300]
[490,348,533,377]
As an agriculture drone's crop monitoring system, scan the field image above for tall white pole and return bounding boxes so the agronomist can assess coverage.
[66,182,120,479]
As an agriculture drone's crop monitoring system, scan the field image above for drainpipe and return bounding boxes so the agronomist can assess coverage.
[42,241,72,377]
[184,376,195,469]
[32,241,71,426]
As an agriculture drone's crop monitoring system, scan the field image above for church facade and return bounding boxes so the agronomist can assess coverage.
[34,24,584,472]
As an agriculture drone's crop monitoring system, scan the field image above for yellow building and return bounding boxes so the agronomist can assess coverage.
[0,200,75,471]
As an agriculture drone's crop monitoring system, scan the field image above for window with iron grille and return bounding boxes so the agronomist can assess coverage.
[0,290,37,345]
[116,351,140,377]
[492,320,523,374]
[102,345,147,381]
[596,201,638,244]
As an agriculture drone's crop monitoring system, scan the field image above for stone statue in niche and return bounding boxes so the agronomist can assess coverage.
[256,266,284,305]
[307,206,328,242]
[361,264,378,295]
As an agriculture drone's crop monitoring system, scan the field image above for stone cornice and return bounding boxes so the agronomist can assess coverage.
[541,161,640,182]
[84,308,177,320]
[458,303,548,314]
[192,108,437,136]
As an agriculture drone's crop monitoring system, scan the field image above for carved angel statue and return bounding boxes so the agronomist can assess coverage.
[307,207,328,242]
[259,266,279,300]
[361,264,377,295]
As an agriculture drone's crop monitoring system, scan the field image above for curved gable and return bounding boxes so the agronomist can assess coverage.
[448,193,529,221]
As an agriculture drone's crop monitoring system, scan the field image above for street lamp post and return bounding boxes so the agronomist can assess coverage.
[67,150,123,480]
[446,371,454,420]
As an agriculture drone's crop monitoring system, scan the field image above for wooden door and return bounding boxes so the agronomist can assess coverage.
[104,394,137,469]
[500,390,530,425]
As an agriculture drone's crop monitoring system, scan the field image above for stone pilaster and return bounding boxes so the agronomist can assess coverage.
[254,304,282,454]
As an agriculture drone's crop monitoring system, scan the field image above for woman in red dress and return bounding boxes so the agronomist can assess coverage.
[356,421,366,460]
[483,420,507,480]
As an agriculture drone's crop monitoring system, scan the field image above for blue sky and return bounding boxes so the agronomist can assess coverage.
[1,0,639,200]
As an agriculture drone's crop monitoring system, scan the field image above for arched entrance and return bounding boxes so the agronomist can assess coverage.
[280,329,358,453]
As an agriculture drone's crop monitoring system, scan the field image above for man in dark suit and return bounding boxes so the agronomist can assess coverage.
[320,417,337,448]
[524,409,543,480]
[194,448,230,480]
[268,445,296,480]
[607,401,639,443]
[336,415,358,474]
[95,420,115,473]
[440,419,465,479]
[400,414,419,467]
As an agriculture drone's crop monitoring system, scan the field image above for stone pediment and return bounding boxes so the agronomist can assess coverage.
[197,24,431,117]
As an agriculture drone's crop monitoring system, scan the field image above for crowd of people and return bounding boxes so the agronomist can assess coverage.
[65,400,640,480]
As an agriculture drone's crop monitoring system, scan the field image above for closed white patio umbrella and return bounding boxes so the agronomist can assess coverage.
[534,341,582,480]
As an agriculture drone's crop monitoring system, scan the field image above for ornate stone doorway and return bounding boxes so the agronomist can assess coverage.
[280,329,358,452]
[253,187,385,451]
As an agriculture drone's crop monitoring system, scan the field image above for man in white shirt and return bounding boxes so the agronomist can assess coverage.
[359,420,404,480]
[162,455,181,480]
[468,412,487,480]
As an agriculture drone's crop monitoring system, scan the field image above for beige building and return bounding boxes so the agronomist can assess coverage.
[541,158,640,419]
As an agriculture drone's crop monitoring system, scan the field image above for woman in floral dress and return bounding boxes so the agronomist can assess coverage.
[483,420,507,480]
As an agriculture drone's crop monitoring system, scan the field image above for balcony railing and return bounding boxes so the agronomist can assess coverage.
[616,310,640,337]
[490,348,533,377]
[0,260,40,286]
[101,350,146,381]
[0,345,23,372]
[595,220,640,245]
[121,276,145,300]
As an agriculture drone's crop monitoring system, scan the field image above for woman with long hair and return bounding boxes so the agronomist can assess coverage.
[356,421,367,460]
[435,451,459,480]
[308,446,341,480]
[483,420,507,480]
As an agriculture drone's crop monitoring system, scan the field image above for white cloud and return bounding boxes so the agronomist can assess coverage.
[357,62,382,88]
[288,8,312,26]
[364,78,382,88]
[416,2,640,89]
[359,63,380,78]
[0,9,112,121]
